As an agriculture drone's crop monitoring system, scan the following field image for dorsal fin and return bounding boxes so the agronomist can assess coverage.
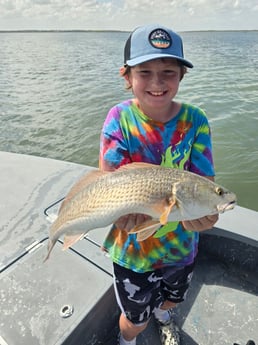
[116,162,158,172]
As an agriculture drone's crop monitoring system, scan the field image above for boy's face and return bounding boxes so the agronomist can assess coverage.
[126,58,182,116]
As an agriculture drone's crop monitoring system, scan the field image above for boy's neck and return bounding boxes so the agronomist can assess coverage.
[134,99,181,123]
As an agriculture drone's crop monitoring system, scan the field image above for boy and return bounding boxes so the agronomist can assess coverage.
[99,24,218,345]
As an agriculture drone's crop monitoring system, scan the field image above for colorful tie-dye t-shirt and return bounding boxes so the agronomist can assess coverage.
[99,100,214,273]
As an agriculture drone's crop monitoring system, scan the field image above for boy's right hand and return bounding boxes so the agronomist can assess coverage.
[115,214,152,232]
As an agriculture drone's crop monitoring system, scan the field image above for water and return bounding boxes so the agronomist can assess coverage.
[0,31,258,211]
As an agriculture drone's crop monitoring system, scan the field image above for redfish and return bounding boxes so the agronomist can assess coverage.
[45,163,236,260]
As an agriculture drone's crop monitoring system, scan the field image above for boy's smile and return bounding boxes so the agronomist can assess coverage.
[147,91,168,97]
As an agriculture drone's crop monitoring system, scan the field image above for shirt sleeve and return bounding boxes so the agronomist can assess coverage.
[189,108,215,177]
[99,105,131,171]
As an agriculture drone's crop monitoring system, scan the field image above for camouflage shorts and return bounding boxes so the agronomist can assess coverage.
[113,262,195,325]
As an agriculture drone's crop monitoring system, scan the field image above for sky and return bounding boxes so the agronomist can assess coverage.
[0,0,258,32]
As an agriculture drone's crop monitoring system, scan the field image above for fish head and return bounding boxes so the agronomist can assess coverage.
[172,176,237,219]
[212,185,237,213]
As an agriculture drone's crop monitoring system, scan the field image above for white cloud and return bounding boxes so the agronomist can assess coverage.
[0,0,257,31]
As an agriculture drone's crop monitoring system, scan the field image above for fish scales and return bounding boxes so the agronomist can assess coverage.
[52,167,174,231]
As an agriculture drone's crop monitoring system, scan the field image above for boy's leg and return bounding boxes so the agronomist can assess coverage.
[113,263,162,343]
[160,262,195,305]
[154,262,196,345]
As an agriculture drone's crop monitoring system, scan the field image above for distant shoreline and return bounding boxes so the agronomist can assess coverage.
[0,29,257,33]
[0,30,128,33]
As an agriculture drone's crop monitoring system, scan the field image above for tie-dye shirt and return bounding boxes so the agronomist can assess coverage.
[99,100,214,273]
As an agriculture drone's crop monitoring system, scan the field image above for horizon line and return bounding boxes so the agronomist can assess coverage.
[0,29,258,33]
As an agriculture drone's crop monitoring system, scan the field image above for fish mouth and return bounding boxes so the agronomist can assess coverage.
[218,200,237,214]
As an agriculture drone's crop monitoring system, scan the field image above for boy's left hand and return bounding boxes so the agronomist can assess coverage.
[182,214,219,232]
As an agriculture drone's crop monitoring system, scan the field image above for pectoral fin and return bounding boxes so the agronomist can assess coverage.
[62,233,84,250]
[159,198,177,225]
[129,219,161,241]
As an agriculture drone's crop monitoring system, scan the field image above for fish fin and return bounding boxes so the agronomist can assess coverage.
[136,222,162,242]
[62,233,84,250]
[159,199,177,225]
[128,219,160,233]
[128,219,161,241]
[43,239,57,262]
[116,162,159,172]
[149,197,177,225]
[136,228,157,242]
[60,169,110,212]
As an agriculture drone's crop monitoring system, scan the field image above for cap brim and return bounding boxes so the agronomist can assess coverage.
[126,54,193,68]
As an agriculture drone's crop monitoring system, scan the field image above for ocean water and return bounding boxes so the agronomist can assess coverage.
[0,31,258,211]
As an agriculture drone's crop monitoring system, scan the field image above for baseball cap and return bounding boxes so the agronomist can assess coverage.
[124,24,193,68]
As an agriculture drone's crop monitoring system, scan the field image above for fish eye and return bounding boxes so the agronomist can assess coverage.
[215,187,223,196]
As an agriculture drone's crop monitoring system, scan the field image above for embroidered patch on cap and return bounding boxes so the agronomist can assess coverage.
[149,29,172,49]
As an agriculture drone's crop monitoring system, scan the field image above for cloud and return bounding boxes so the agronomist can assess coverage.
[0,0,257,31]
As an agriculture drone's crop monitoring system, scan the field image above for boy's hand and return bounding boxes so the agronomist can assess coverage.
[182,214,219,232]
[115,214,152,232]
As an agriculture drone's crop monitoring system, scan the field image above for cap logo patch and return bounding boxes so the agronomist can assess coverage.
[149,29,171,49]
